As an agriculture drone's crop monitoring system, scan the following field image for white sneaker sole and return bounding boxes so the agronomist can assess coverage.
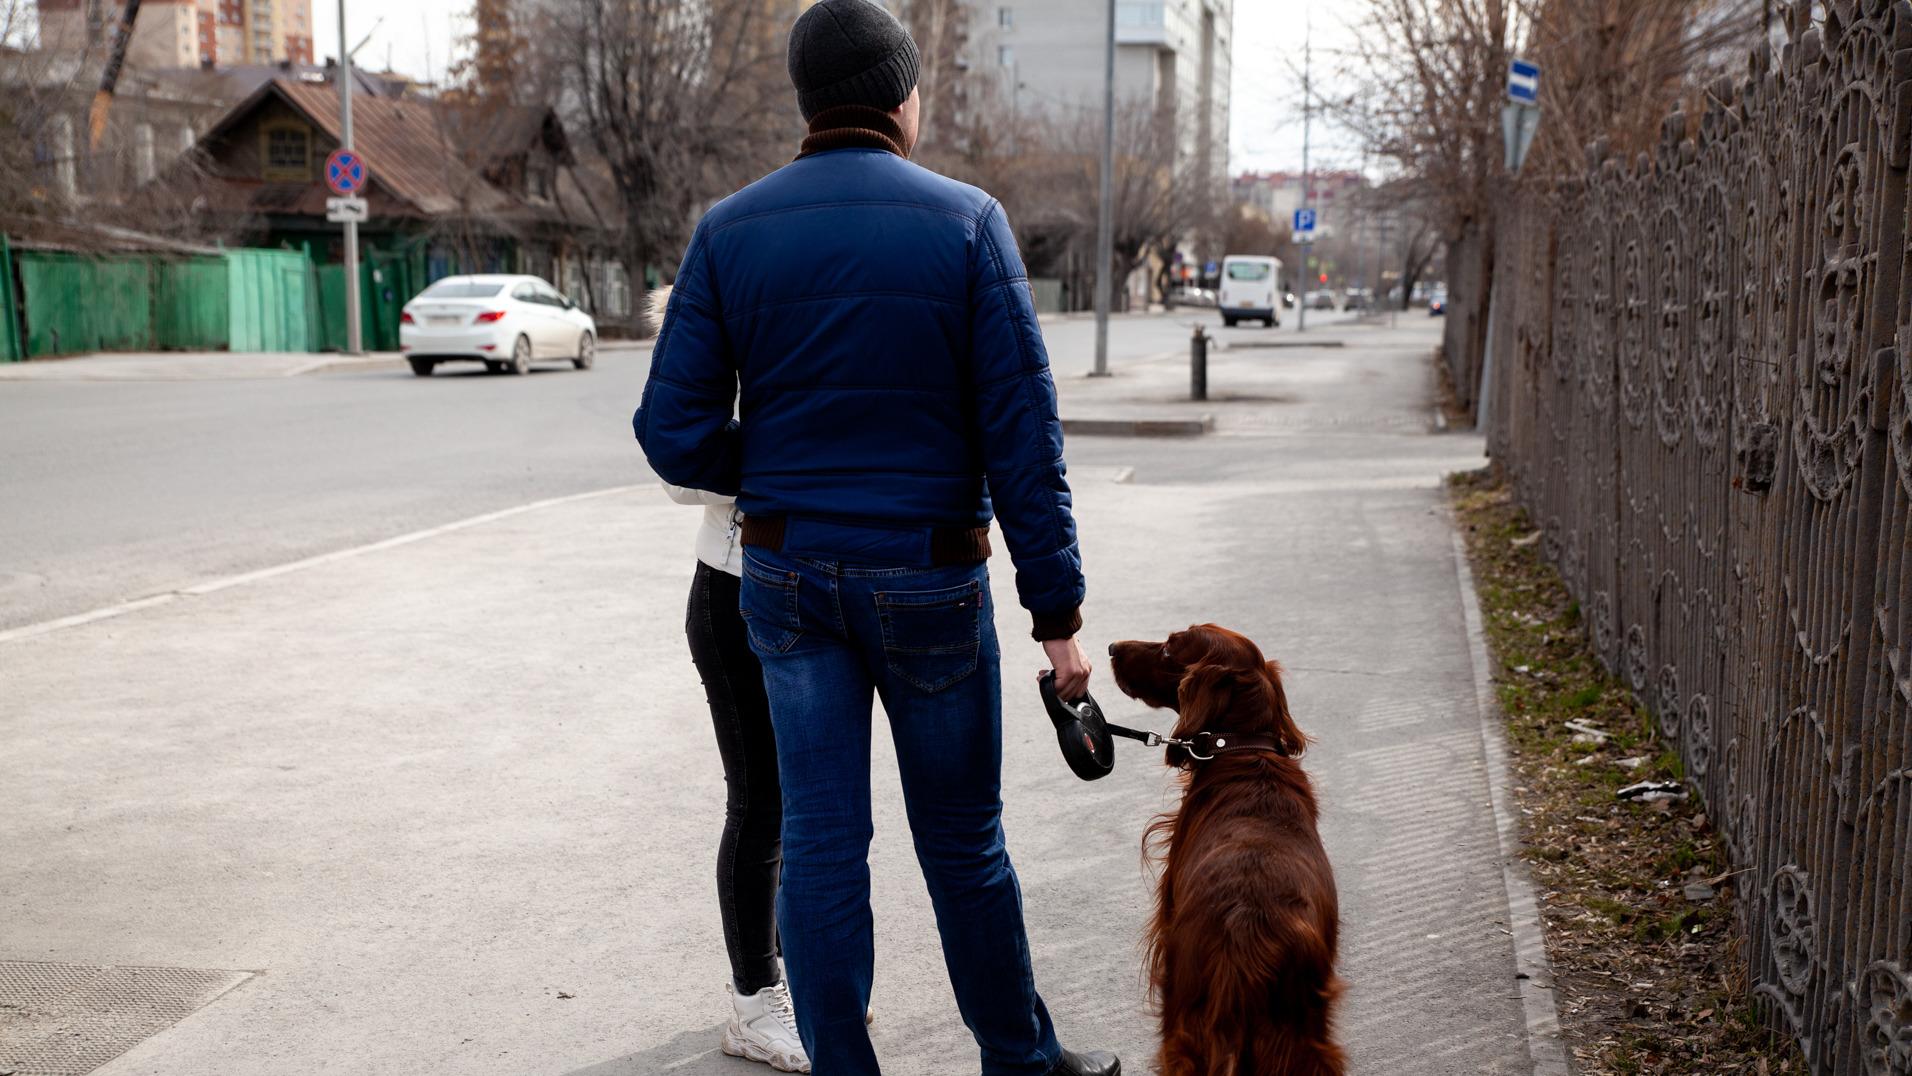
[721,1024,810,1074]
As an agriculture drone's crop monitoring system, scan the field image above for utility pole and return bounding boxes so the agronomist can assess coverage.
[1296,19,1312,334]
[1091,0,1115,376]
[339,0,362,355]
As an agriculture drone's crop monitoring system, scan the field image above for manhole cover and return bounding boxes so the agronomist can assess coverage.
[0,961,252,1075]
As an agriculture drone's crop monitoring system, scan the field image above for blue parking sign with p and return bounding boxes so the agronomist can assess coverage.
[1293,208,1316,233]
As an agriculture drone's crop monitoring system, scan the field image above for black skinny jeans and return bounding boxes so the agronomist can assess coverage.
[685,560,784,995]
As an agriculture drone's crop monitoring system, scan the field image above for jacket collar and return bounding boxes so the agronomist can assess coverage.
[797,106,909,160]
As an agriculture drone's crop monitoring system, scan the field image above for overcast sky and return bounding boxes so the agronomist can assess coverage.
[311,0,1364,175]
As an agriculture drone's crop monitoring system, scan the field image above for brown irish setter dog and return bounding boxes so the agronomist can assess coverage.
[1109,625,1344,1076]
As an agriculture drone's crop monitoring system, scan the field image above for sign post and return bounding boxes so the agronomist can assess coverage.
[1091,0,1115,376]
[334,0,362,355]
[1481,57,1542,433]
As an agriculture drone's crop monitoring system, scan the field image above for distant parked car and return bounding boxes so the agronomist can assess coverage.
[1306,290,1337,311]
[399,274,597,377]
[1342,288,1372,312]
[1428,288,1448,317]
[1168,285,1218,309]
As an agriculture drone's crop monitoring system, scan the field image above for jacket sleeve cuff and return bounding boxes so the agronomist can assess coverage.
[1030,606,1082,642]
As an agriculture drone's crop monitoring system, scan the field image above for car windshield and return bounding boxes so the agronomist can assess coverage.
[421,281,505,299]
[1225,263,1271,281]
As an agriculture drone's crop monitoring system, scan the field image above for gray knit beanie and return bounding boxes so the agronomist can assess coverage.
[786,0,921,121]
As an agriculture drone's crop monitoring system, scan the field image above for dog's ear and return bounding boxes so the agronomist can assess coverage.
[1168,664,1238,767]
[1262,660,1309,756]
[1176,663,1238,718]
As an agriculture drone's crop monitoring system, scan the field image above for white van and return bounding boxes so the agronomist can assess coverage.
[1219,255,1281,327]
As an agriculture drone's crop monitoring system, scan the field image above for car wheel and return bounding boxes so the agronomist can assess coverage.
[573,332,596,371]
[1267,317,1278,328]
[407,357,435,377]
[509,335,532,376]
[1222,316,1237,328]
[484,361,505,374]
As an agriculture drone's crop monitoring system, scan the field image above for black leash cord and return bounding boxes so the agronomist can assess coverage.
[1105,722,1189,749]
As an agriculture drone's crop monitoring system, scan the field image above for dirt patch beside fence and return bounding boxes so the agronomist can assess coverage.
[1451,467,1802,1076]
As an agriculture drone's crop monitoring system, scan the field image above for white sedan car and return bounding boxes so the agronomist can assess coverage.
[399,274,597,376]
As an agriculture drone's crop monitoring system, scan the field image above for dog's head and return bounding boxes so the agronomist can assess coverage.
[1109,624,1305,765]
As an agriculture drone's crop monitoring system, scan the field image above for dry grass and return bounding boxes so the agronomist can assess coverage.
[1450,467,1803,1075]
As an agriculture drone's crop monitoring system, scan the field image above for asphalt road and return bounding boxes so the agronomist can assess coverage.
[0,308,1372,632]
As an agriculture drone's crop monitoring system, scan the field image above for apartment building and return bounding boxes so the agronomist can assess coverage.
[37,0,316,70]
[969,0,1231,191]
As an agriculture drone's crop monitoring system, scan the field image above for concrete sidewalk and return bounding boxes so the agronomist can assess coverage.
[0,320,1548,1075]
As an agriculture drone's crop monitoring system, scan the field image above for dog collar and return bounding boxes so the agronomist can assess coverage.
[1182,730,1290,761]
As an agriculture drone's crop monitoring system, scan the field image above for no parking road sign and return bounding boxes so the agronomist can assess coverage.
[325,149,368,196]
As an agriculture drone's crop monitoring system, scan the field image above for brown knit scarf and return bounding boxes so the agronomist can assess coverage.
[797,105,909,159]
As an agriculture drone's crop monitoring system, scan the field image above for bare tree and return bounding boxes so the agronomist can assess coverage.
[979,100,1207,310]
[1333,0,1763,404]
[535,0,794,285]
[896,0,973,152]
[1520,0,1762,174]
[0,0,91,216]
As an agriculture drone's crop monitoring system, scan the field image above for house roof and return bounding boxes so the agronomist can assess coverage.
[270,79,514,217]
[0,213,222,256]
[135,62,408,108]
[190,79,619,239]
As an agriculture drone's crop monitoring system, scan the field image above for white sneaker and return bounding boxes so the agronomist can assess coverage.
[721,981,810,1073]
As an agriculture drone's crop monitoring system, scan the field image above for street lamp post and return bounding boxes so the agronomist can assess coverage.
[338,0,362,356]
[1091,0,1115,377]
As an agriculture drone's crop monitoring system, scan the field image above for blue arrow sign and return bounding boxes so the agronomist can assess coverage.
[1508,58,1540,104]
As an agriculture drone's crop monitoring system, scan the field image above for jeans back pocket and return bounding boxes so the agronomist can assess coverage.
[739,557,803,655]
[876,579,983,693]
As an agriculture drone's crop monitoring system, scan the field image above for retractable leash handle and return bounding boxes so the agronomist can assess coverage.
[1040,671,1116,781]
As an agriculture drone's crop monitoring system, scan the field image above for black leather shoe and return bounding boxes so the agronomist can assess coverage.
[1045,1048,1120,1076]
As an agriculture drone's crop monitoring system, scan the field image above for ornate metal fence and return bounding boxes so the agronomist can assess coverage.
[1482,5,1912,1071]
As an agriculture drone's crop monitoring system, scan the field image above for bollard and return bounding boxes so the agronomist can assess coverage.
[1190,324,1208,401]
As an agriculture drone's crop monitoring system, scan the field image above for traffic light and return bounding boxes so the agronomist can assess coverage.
[1319,272,1328,284]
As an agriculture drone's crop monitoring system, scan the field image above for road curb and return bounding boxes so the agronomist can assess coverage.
[1450,524,1573,1076]
[1061,414,1214,437]
[288,355,407,377]
[1218,339,1347,350]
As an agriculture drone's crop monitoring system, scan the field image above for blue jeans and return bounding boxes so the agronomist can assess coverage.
[740,547,1062,1075]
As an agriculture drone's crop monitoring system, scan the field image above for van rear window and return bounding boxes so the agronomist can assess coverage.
[1226,263,1271,281]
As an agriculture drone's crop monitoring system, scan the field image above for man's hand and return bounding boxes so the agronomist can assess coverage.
[1041,637,1093,701]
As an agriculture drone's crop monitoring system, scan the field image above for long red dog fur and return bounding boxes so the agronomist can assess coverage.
[1109,624,1344,1076]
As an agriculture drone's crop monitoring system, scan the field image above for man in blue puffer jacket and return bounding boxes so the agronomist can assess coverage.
[634,3,1114,1073]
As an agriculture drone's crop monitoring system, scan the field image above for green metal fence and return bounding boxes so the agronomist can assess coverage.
[1,241,328,359]
[0,236,22,363]
[154,257,230,352]
[226,249,314,352]
[16,253,156,357]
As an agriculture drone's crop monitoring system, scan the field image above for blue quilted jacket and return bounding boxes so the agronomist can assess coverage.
[633,145,1084,636]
